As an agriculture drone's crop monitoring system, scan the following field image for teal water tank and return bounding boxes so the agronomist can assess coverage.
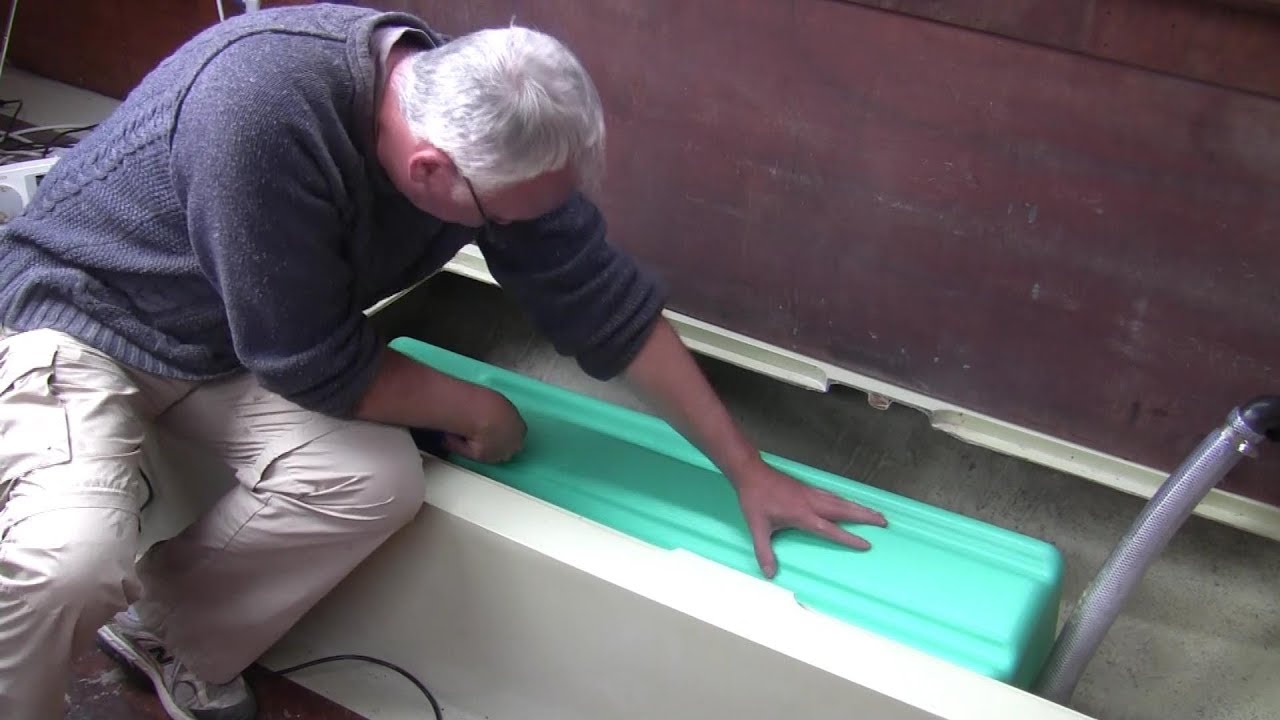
[390,337,1064,688]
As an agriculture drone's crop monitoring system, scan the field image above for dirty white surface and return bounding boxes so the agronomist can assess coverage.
[372,273,1280,720]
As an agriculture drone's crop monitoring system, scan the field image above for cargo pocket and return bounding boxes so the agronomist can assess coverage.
[0,337,72,486]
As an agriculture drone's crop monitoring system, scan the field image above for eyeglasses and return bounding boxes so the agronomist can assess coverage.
[464,177,493,236]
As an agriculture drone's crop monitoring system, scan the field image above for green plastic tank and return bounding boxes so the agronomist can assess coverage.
[390,337,1064,688]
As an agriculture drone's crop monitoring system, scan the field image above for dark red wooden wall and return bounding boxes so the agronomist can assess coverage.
[844,0,1280,98]
[6,1,1279,506]
[381,0,1280,505]
[1,0,310,100]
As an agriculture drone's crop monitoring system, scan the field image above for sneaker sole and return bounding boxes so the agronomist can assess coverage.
[96,625,199,720]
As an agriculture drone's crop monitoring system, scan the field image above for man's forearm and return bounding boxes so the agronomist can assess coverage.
[624,318,764,482]
[354,346,491,434]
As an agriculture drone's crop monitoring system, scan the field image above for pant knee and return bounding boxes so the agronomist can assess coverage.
[1,508,137,618]
[264,424,424,534]
[345,431,426,532]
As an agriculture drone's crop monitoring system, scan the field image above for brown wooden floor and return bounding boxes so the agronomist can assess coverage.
[68,647,366,720]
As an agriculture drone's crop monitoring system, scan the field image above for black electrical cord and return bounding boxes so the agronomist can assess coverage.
[0,98,22,144]
[275,654,444,720]
[0,115,97,165]
[39,124,97,157]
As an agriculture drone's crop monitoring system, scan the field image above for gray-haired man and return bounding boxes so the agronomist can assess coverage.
[0,5,885,719]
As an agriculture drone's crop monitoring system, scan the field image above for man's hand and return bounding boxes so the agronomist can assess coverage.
[357,348,526,463]
[442,388,527,463]
[731,460,886,578]
[625,319,889,578]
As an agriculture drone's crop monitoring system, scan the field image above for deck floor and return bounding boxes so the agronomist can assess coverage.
[68,650,366,719]
[371,273,1280,720]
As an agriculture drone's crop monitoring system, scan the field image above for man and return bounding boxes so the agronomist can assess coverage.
[0,4,885,719]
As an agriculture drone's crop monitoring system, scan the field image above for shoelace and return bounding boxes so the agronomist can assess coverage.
[144,643,175,667]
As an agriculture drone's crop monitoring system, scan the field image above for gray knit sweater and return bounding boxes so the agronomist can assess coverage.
[0,4,664,417]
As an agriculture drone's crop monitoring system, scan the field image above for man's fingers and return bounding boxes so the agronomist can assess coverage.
[442,433,477,460]
[814,491,888,527]
[443,434,519,464]
[807,517,872,551]
[747,514,779,579]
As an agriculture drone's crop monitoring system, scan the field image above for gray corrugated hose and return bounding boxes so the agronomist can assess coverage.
[1035,396,1279,705]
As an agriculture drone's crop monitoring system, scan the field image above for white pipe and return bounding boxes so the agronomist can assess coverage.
[0,0,19,85]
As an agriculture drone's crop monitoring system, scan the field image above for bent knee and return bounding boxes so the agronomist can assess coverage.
[1,508,136,611]
[264,423,424,531]
[346,434,426,530]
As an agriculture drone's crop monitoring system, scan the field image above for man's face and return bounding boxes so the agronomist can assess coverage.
[461,163,579,228]
[405,152,577,228]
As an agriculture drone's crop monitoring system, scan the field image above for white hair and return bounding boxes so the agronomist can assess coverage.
[395,26,606,193]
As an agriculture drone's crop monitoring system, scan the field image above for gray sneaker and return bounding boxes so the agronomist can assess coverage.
[96,609,257,720]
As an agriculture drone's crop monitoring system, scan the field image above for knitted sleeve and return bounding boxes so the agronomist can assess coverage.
[169,37,379,417]
[477,193,667,380]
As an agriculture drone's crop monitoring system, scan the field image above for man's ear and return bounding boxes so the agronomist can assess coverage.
[408,146,455,186]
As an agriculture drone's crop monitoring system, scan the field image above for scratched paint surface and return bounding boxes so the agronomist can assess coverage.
[837,0,1280,100]
[390,0,1279,505]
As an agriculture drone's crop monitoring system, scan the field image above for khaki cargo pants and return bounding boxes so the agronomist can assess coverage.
[0,328,426,719]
